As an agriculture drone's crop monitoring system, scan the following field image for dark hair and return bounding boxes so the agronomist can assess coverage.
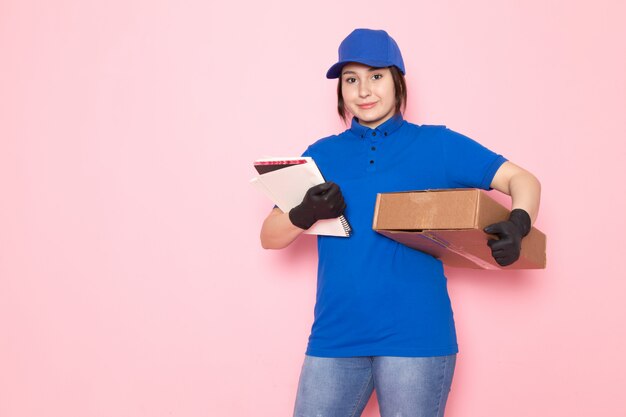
[336,65,407,124]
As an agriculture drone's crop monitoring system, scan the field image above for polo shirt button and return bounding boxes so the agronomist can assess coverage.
[371,146,376,151]
[384,132,388,136]
[361,134,364,138]
[370,160,374,164]
[372,132,377,136]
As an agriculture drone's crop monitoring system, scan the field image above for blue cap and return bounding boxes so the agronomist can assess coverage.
[326,28,406,79]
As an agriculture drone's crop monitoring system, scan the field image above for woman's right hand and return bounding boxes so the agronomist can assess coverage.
[288,182,346,230]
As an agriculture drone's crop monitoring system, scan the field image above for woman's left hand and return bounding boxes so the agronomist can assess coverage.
[483,208,531,266]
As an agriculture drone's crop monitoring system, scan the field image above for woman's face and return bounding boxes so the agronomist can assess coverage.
[340,62,396,129]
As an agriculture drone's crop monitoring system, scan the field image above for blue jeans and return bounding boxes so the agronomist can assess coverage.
[293,354,456,417]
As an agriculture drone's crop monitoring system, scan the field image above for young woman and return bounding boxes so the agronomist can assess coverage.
[260,28,540,417]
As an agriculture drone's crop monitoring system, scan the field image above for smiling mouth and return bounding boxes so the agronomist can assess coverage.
[358,102,377,109]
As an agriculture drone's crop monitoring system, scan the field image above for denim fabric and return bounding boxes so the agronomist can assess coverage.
[293,354,456,417]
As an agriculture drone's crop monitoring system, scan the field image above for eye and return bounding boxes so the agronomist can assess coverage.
[372,73,383,80]
[344,77,357,84]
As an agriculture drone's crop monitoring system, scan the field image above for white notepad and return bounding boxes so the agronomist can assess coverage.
[251,157,351,237]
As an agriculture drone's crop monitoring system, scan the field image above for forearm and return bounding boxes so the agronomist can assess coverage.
[509,172,541,225]
[260,210,306,249]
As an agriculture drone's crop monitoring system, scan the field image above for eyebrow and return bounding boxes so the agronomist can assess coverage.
[341,67,381,76]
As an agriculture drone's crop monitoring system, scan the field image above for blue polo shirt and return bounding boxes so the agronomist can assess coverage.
[300,114,507,358]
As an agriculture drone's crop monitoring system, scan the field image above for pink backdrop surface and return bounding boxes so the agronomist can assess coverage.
[1,0,625,416]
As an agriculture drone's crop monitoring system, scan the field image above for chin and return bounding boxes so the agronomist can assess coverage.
[353,111,379,122]
[360,114,383,122]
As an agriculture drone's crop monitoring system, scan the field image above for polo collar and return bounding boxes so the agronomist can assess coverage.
[350,113,405,139]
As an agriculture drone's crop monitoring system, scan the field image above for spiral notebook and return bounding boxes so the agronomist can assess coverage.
[250,157,352,237]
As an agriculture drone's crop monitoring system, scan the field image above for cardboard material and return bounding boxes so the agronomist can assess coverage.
[372,189,547,269]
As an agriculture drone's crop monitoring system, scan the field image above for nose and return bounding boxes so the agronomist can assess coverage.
[358,79,371,98]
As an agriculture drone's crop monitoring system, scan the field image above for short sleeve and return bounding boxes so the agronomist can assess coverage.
[441,127,507,190]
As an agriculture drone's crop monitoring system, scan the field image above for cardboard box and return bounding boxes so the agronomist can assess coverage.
[372,189,547,269]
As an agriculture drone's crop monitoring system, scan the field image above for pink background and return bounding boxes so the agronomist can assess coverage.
[1,0,625,416]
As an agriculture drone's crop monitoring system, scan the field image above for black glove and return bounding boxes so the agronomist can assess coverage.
[483,208,531,266]
[289,182,346,230]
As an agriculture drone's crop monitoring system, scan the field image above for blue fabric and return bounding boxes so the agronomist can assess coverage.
[326,28,406,79]
[293,354,456,417]
[301,114,508,358]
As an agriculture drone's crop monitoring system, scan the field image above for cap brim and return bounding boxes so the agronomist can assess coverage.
[326,59,397,79]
